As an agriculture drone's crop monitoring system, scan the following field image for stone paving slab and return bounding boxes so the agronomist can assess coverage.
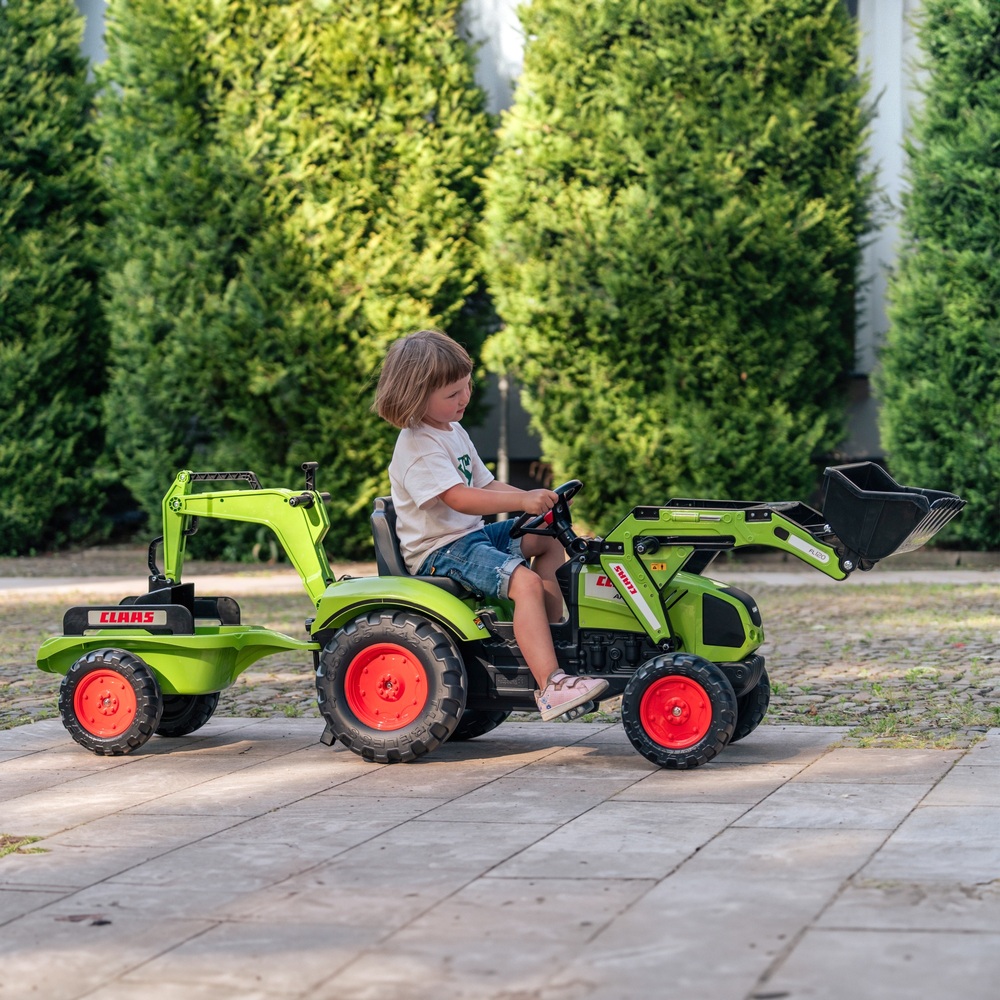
[758,928,1000,1000]
[1,719,999,999]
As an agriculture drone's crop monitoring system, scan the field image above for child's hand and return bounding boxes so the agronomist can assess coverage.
[520,489,560,516]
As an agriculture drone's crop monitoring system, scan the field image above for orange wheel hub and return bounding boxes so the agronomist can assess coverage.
[345,643,428,731]
[73,669,138,738]
[639,676,712,749]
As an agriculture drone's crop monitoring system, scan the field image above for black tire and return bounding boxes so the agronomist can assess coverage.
[156,692,221,737]
[621,653,737,769]
[316,610,466,763]
[448,709,512,742]
[59,648,163,756]
[729,668,771,744]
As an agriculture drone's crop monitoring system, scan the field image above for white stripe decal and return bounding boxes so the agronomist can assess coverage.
[787,534,830,564]
[608,562,662,632]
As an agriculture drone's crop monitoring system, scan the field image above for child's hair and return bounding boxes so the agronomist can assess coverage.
[373,329,474,429]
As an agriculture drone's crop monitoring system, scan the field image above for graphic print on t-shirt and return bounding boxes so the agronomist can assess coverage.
[458,454,472,486]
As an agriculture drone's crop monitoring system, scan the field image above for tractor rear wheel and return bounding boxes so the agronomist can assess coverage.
[156,692,221,738]
[316,610,466,763]
[622,653,737,769]
[59,648,163,756]
[448,708,512,742]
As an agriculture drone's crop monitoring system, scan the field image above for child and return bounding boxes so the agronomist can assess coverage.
[373,329,608,721]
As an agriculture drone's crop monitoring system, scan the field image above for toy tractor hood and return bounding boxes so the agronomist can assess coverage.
[821,462,966,565]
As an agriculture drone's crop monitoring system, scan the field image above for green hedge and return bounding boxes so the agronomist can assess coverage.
[877,0,1000,549]
[100,0,494,558]
[482,0,871,526]
[0,0,107,555]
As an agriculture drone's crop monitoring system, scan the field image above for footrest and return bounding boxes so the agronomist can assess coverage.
[475,609,518,647]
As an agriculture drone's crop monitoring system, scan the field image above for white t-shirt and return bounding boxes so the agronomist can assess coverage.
[388,422,495,573]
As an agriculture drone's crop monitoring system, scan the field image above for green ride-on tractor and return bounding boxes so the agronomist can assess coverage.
[37,461,964,769]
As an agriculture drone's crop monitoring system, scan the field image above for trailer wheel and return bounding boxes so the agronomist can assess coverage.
[156,692,221,738]
[316,610,466,763]
[59,649,163,756]
[729,668,771,745]
[448,709,512,742]
[622,653,737,769]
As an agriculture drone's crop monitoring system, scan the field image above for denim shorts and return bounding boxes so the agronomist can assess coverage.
[416,520,526,601]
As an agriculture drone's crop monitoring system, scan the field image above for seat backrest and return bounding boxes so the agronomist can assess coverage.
[370,496,469,597]
[371,497,410,577]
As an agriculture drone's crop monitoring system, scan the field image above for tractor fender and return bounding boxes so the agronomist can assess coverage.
[311,576,486,644]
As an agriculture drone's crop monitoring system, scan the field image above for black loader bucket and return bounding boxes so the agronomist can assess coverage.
[821,462,966,563]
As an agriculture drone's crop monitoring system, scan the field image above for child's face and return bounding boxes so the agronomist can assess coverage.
[422,375,472,430]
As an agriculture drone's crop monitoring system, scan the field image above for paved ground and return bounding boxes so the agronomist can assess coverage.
[1,717,999,1000]
[2,555,999,997]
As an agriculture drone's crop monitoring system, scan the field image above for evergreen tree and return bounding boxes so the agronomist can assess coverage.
[877,0,1000,548]
[482,0,871,526]
[0,0,106,554]
[101,0,493,557]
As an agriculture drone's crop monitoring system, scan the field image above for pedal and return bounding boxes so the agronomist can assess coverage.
[561,700,596,721]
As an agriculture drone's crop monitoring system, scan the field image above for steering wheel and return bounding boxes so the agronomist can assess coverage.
[509,480,583,540]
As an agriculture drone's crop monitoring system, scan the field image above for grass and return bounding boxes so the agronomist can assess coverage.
[0,834,44,858]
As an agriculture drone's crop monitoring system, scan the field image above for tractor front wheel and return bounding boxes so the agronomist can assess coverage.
[622,653,737,769]
[729,668,771,745]
[59,648,163,756]
[316,610,466,763]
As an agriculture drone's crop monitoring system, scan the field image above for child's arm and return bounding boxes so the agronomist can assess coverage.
[438,482,558,517]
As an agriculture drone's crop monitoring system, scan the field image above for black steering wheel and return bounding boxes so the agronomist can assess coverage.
[509,480,583,540]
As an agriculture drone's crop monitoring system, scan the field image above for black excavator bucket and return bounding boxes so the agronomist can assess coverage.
[821,462,966,563]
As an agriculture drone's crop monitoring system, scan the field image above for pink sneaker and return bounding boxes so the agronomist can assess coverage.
[535,672,609,722]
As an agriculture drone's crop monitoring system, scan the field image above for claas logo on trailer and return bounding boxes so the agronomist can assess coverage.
[87,610,167,626]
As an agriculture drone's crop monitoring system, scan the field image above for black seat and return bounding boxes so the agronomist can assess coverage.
[371,497,468,597]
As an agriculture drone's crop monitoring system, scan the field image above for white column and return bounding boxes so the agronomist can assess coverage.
[74,0,107,65]
[856,0,923,375]
[458,0,525,115]
[845,0,922,458]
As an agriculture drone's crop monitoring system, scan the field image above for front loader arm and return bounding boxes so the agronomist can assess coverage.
[597,505,845,646]
[598,462,965,644]
[601,502,847,588]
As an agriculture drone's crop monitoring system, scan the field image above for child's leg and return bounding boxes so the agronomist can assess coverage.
[507,564,560,687]
[519,534,565,624]
[509,558,609,721]
[422,525,607,718]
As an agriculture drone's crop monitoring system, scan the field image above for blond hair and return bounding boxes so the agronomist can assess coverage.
[373,330,474,429]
